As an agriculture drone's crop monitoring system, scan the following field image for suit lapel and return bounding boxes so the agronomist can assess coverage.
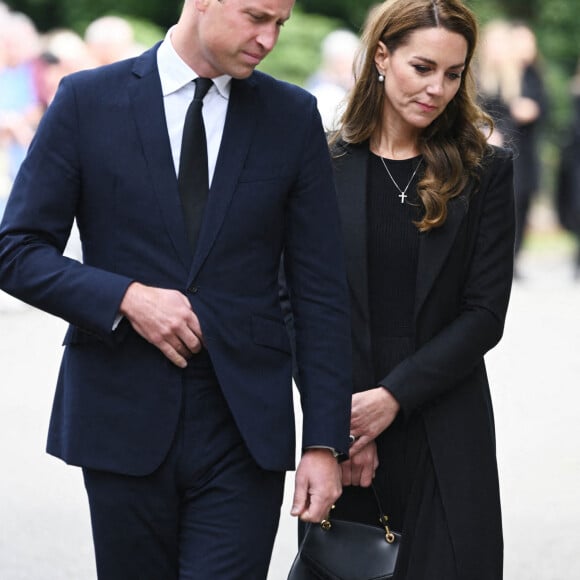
[189,77,259,278]
[128,45,191,270]
[414,186,471,317]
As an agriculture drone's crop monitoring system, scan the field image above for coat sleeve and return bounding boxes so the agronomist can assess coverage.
[0,75,133,338]
[383,151,515,414]
[281,99,353,457]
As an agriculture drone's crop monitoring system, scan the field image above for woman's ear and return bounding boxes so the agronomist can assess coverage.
[374,41,389,76]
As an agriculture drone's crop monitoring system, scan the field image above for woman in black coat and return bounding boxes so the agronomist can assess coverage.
[316,1,515,578]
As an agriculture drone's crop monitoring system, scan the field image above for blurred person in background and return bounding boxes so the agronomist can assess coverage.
[0,10,43,217]
[478,20,548,278]
[84,15,142,66]
[36,28,96,108]
[509,22,548,272]
[305,29,360,130]
[298,0,515,577]
[477,20,515,146]
[556,61,580,281]
[33,28,96,261]
[0,2,10,206]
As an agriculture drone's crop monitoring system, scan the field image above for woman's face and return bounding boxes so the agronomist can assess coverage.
[375,26,468,134]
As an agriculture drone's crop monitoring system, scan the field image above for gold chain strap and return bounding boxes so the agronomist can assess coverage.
[379,514,396,544]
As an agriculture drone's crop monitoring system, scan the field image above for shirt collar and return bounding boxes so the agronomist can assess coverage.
[157,27,231,100]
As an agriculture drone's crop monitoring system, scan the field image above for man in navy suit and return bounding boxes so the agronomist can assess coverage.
[0,0,352,577]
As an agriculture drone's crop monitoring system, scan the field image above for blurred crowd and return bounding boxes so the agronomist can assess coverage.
[475,19,580,280]
[477,20,548,276]
[305,28,360,131]
[1,3,580,278]
[0,1,144,214]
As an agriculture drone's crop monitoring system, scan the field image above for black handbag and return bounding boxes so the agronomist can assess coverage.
[287,484,401,580]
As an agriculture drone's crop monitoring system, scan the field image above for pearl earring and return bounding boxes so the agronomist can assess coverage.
[378,73,385,83]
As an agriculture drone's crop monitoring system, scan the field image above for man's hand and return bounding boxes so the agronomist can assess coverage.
[341,440,378,487]
[290,448,342,523]
[119,282,203,368]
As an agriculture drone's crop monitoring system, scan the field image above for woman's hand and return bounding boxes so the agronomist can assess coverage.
[341,440,379,487]
[349,387,400,456]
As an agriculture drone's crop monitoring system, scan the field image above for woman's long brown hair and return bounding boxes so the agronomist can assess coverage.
[332,0,493,232]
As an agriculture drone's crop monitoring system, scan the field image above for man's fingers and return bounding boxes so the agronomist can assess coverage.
[120,283,205,361]
[292,449,342,522]
[160,342,189,369]
[290,478,307,517]
[300,495,330,523]
[297,485,342,523]
[180,322,203,354]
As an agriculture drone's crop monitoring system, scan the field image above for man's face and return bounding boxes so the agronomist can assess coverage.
[195,0,294,79]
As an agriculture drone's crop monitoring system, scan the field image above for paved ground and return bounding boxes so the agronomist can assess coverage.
[0,243,578,579]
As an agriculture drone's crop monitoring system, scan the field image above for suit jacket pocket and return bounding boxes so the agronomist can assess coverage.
[62,319,131,348]
[251,315,292,353]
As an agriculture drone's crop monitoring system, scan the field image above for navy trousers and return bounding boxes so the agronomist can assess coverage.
[82,352,285,579]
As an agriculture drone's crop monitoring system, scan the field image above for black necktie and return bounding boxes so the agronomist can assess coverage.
[178,77,213,254]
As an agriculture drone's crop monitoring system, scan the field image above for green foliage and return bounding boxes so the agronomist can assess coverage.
[6,0,179,32]
[57,0,179,34]
[296,0,375,30]
[258,8,342,87]
[465,0,507,22]
[122,16,164,48]
[537,0,580,73]
[532,1,580,196]
[297,0,512,31]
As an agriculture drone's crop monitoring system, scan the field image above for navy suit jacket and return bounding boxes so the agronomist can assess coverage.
[0,45,352,476]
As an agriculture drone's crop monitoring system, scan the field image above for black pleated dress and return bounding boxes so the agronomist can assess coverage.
[332,153,458,579]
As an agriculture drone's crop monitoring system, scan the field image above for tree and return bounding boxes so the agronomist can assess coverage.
[259,8,341,86]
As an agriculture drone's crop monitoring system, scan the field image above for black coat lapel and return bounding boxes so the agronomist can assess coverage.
[334,142,370,325]
[333,142,374,387]
[415,186,471,317]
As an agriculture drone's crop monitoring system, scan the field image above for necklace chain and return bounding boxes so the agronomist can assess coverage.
[380,157,422,204]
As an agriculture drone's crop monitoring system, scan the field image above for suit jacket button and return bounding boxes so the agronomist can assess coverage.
[189,286,198,294]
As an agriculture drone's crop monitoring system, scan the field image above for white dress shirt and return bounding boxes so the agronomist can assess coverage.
[157,28,231,186]
[113,34,232,331]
